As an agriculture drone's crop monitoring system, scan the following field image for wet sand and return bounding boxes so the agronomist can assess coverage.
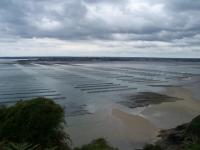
[112,82,200,147]
[67,106,159,150]
[67,85,200,150]
[142,86,200,129]
[112,108,159,144]
[109,85,200,149]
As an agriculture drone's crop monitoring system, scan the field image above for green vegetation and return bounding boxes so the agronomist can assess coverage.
[0,98,70,150]
[74,138,118,150]
[0,142,58,150]
[184,144,200,150]
[142,144,162,150]
[3,143,38,150]
[186,115,200,142]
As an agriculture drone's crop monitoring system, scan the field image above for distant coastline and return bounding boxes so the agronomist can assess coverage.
[1,56,200,62]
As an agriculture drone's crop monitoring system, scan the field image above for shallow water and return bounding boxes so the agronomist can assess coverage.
[0,60,200,149]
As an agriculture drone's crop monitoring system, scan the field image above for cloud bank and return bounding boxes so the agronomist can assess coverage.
[0,0,200,57]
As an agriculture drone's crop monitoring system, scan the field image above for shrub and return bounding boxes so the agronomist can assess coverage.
[143,144,162,150]
[4,142,38,150]
[74,138,118,150]
[184,144,200,150]
[186,115,200,142]
[0,97,70,150]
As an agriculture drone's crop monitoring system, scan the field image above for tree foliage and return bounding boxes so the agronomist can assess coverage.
[186,115,200,142]
[0,98,70,150]
[74,138,118,150]
[143,144,162,150]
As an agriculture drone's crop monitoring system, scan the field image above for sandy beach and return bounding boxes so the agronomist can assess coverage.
[101,84,200,149]
[67,85,200,150]
[142,86,200,129]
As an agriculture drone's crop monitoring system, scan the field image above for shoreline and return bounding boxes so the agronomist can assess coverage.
[141,86,200,129]
[67,85,200,150]
[109,85,200,149]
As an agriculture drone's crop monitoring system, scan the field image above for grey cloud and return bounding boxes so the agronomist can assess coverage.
[0,0,199,57]
[164,0,200,11]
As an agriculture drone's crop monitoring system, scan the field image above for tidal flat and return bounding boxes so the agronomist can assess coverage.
[0,59,200,150]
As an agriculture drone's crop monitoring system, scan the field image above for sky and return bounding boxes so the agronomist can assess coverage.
[0,0,200,58]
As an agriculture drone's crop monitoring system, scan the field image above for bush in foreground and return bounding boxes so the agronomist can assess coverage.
[142,144,162,150]
[186,115,200,143]
[0,97,70,150]
[74,138,118,150]
[184,144,200,150]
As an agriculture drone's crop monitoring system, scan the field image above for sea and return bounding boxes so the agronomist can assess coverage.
[0,57,200,149]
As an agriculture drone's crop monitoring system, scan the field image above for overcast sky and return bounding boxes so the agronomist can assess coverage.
[0,0,200,57]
